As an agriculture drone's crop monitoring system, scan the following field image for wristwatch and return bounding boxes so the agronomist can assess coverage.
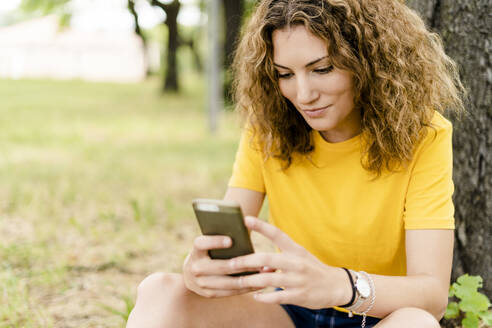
[346,270,371,315]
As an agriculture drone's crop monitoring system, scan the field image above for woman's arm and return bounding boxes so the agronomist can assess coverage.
[223,187,265,218]
[229,218,454,321]
[360,229,454,319]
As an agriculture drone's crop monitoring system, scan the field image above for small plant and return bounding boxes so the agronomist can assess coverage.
[100,294,135,323]
[444,274,492,328]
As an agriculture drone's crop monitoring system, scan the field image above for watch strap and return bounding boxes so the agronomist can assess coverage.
[339,267,356,308]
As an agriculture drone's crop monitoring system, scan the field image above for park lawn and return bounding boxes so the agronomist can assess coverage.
[0,75,244,327]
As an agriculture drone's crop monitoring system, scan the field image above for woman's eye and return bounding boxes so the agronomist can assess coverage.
[314,66,334,74]
[277,72,293,79]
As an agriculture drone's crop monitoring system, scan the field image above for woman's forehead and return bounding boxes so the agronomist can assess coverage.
[272,25,329,66]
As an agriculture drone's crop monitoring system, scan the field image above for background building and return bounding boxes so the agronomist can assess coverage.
[0,15,147,82]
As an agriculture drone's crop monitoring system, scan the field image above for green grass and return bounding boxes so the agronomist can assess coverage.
[0,74,242,327]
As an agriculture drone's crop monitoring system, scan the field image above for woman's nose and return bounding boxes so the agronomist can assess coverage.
[296,77,318,105]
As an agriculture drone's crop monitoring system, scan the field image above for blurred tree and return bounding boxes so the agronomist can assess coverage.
[407,0,491,301]
[150,0,181,92]
[221,0,258,104]
[127,0,150,76]
[222,0,244,68]
[147,0,203,92]
[222,0,244,103]
[180,28,203,72]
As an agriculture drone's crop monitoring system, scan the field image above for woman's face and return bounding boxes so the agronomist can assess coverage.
[272,25,361,143]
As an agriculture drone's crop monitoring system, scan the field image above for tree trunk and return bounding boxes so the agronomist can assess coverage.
[406,0,491,297]
[151,0,181,92]
[222,0,245,103]
[222,0,244,67]
[164,0,180,92]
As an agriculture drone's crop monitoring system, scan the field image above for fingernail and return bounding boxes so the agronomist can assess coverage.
[245,216,254,225]
[223,237,231,247]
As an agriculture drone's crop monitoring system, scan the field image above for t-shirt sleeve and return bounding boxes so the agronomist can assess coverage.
[228,129,266,193]
[403,117,455,230]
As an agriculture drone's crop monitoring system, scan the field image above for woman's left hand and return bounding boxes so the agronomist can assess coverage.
[229,216,351,309]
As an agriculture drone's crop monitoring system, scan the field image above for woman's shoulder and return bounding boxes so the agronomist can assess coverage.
[420,111,453,147]
[241,126,264,149]
[429,111,452,132]
[412,111,453,162]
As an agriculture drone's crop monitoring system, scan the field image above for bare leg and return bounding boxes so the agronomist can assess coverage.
[126,272,295,328]
[375,307,441,328]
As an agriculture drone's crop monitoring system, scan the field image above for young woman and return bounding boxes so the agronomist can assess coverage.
[127,0,465,327]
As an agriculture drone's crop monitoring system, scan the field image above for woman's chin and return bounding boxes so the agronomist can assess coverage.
[304,119,335,134]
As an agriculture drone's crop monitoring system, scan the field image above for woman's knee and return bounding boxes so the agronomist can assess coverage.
[137,272,183,298]
[136,272,192,309]
[377,307,440,328]
[127,272,189,328]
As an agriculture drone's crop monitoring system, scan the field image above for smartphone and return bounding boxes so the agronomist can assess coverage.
[192,198,257,275]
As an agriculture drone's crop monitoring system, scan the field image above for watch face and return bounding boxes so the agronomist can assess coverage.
[357,279,371,298]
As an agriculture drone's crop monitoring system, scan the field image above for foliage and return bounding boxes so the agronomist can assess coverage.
[20,0,69,15]
[243,0,260,20]
[445,274,492,328]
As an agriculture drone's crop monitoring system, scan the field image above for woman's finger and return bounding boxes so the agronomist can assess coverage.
[197,287,259,298]
[191,258,261,276]
[239,271,300,289]
[195,274,264,290]
[244,216,306,254]
[190,235,232,259]
[253,289,296,304]
[231,252,299,272]
[195,270,299,290]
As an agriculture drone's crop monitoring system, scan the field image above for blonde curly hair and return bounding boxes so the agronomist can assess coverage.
[232,0,465,175]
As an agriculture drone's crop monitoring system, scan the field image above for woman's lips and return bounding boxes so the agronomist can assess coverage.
[302,105,330,118]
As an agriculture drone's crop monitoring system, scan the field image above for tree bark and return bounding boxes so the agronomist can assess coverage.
[222,0,244,67]
[151,0,181,92]
[406,0,491,298]
[222,0,245,103]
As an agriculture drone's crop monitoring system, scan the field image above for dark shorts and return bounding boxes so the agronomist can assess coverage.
[280,304,381,328]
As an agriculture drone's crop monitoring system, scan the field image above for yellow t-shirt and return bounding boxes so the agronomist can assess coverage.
[228,111,454,276]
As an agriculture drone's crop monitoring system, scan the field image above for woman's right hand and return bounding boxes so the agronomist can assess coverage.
[182,235,262,298]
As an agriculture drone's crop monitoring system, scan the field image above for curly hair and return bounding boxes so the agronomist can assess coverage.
[232,0,465,175]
